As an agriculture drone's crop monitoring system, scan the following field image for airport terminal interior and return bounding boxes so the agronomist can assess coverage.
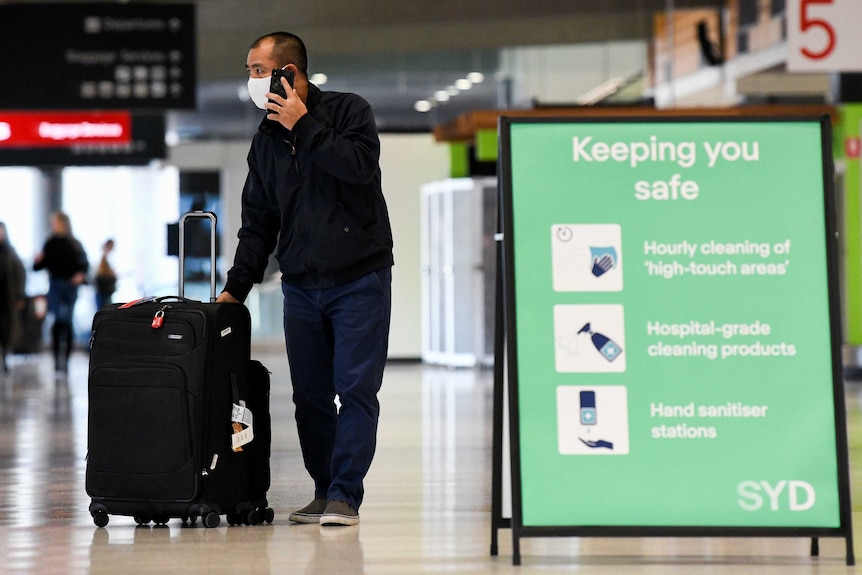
[4,0,862,573]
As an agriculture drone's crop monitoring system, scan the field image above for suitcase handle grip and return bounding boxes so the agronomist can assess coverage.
[117,295,197,309]
[154,295,198,304]
[178,211,217,302]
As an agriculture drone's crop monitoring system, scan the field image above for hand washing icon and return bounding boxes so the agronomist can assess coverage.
[578,322,623,362]
[589,246,618,278]
[551,224,622,292]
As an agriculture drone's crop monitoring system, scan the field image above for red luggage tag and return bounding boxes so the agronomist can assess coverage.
[118,296,157,309]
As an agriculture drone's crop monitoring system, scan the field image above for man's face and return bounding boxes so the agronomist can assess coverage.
[246,40,279,79]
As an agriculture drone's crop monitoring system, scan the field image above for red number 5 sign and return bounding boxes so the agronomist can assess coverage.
[787,0,862,71]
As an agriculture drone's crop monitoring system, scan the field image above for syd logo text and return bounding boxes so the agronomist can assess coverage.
[737,480,816,512]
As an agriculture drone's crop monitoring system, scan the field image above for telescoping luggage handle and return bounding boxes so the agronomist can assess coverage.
[178,210,218,302]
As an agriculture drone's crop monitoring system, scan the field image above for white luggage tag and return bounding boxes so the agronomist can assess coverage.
[231,400,254,451]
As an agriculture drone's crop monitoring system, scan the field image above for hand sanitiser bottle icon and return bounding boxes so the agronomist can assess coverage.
[579,390,597,425]
[578,323,623,362]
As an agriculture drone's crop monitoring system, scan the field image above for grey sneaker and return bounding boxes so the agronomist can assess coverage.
[288,498,328,524]
[320,500,359,526]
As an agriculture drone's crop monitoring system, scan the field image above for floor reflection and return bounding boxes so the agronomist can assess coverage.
[0,350,857,574]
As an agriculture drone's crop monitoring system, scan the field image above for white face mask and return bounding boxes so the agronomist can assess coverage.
[247,65,289,110]
[247,75,271,110]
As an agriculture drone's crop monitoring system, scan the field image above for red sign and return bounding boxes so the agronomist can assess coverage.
[845,136,861,159]
[788,0,862,71]
[0,111,132,148]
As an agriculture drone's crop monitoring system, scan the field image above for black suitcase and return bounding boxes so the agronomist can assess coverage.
[86,211,273,528]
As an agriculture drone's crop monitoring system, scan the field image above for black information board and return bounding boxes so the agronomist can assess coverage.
[0,3,195,110]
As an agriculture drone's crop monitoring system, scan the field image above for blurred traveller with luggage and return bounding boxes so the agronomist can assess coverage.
[33,211,89,374]
[218,31,394,526]
[94,238,117,310]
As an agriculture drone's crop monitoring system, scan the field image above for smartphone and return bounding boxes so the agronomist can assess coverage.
[270,68,295,99]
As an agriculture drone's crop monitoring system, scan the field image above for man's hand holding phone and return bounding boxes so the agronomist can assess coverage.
[266,67,307,130]
[269,68,294,100]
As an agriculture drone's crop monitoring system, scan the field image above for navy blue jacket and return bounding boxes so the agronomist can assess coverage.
[224,84,394,301]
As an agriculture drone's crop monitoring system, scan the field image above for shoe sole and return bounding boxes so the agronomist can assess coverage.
[320,513,359,526]
[288,512,323,524]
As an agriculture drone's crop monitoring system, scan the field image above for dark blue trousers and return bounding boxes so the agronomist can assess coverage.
[281,267,391,510]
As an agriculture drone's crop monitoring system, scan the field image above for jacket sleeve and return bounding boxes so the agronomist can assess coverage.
[291,95,380,186]
[223,152,280,303]
[32,240,48,272]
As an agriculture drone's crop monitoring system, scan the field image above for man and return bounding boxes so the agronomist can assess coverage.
[217,32,393,527]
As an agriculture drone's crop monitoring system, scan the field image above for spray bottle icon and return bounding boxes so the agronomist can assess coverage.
[577,323,623,362]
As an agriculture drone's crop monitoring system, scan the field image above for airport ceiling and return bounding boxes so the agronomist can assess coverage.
[20,0,724,139]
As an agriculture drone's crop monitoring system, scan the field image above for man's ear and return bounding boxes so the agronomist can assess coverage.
[285,63,303,79]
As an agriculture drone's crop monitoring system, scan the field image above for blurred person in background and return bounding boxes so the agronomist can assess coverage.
[0,222,26,374]
[33,212,88,374]
[94,238,117,310]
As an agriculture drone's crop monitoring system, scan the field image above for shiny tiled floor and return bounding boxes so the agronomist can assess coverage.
[0,347,861,574]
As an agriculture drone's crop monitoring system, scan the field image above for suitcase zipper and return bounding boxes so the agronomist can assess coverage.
[91,311,204,354]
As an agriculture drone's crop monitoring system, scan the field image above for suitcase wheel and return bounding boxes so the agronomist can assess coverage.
[247,506,275,525]
[134,516,151,526]
[203,511,220,528]
[92,511,109,528]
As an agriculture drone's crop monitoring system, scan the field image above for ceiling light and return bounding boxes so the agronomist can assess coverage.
[310,73,328,85]
[424,70,489,109]
[414,100,433,112]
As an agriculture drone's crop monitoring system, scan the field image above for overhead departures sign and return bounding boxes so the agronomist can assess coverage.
[499,117,852,545]
[0,3,195,110]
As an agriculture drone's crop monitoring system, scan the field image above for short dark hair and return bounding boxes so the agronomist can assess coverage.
[250,31,308,75]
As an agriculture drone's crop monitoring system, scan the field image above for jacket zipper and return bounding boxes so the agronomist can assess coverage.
[285,135,316,278]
